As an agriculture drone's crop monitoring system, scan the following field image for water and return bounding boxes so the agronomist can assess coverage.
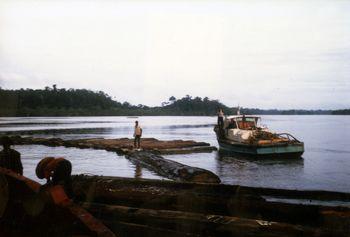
[0,116,349,192]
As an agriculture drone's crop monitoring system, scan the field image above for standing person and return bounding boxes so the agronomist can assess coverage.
[0,136,23,175]
[217,108,224,128]
[133,121,142,149]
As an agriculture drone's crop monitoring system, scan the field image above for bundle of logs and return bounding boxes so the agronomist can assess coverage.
[9,136,217,155]
[72,175,350,237]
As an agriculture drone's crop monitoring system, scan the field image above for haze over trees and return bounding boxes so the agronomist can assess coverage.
[0,86,347,116]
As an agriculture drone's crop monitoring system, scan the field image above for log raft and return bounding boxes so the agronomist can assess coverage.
[10,136,217,155]
[10,135,220,183]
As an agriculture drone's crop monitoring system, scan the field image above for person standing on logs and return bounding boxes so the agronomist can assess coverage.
[0,136,23,175]
[36,157,73,198]
[133,120,143,149]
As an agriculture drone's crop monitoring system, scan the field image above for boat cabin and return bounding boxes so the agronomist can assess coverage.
[224,115,260,130]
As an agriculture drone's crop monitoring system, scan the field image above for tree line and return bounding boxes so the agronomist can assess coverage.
[0,86,348,116]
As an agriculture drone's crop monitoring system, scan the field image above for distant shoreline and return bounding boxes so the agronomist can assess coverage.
[1,86,349,116]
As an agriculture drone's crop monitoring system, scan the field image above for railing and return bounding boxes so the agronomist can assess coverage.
[276,133,301,143]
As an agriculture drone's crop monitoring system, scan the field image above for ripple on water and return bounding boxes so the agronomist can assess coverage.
[14,145,162,183]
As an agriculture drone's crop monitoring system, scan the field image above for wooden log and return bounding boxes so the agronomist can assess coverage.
[125,151,221,183]
[71,175,350,230]
[72,175,350,202]
[154,146,217,155]
[100,221,199,237]
[82,203,343,237]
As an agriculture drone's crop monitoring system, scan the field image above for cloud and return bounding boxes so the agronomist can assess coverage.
[0,72,27,81]
[0,0,349,109]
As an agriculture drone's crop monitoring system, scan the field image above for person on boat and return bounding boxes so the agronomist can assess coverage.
[36,157,73,198]
[133,120,143,149]
[0,136,23,175]
[227,118,237,129]
[217,108,224,128]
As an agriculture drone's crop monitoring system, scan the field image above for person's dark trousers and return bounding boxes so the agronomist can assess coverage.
[134,135,141,148]
[218,117,224,128]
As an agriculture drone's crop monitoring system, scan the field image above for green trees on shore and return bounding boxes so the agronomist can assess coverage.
[0,86,348,116]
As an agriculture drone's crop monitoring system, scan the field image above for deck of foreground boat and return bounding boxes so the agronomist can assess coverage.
[1,170,350,237]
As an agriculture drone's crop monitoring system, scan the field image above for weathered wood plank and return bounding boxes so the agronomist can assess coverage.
[103,221,199,237]
[83,203,344,237]
[72,175,350,202]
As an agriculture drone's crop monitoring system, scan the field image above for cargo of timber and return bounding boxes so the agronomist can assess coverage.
[2,169,350,237]
[214,115,304,158]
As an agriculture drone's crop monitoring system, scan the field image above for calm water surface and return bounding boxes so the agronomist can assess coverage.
[0,116,349,192]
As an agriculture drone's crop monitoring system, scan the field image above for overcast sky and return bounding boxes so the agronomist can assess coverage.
[0,0,349,109]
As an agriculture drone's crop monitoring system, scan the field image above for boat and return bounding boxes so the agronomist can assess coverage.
[214,115,304,158]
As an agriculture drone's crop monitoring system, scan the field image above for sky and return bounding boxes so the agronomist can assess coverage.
[0,0,349,109]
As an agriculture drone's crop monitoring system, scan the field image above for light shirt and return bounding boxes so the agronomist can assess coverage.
[134,126,142,136]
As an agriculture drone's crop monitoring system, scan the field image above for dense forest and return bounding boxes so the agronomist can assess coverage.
[0,86,348,116]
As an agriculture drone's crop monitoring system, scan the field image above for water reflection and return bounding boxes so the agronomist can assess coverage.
[15,145,162,182]
[216,150,305,165]
[134,163,143,179]
[215,151,304,189]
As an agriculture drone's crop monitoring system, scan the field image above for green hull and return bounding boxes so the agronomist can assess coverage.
[217,139,304,158]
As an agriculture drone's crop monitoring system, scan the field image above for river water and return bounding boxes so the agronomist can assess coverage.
[0,116,349,192]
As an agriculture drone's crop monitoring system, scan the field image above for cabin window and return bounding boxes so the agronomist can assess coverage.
[236,117,256,130]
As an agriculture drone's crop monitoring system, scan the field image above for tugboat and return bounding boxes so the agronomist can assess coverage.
[214,115,304,158]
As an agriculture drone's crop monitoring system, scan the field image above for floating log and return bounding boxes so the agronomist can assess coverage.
[154,146,216,155]
[125,151,221,183]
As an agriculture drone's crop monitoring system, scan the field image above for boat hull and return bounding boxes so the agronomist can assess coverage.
[217,139,304,158]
